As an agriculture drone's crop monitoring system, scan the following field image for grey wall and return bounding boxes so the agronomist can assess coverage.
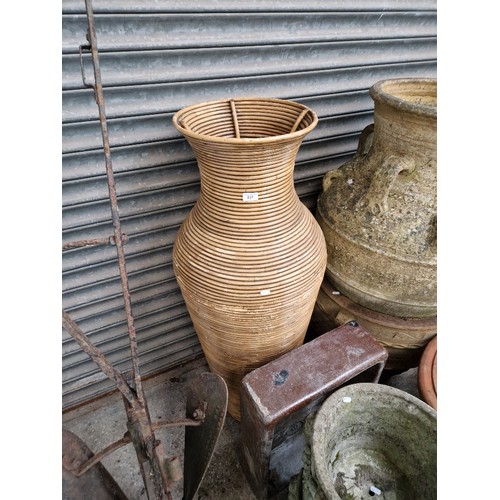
[62,0,437,410]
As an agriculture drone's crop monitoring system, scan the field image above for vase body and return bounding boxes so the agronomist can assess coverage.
[316,79,437,318]
[172,98,327,420]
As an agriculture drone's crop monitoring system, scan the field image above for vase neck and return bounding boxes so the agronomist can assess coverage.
[189,137,302,215]
[373,102,437,156]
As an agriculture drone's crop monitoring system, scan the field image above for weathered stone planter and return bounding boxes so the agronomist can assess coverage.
[294,383,437,499]
[316,78,437,318]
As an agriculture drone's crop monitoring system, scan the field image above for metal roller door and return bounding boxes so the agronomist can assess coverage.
[62,0,437,410]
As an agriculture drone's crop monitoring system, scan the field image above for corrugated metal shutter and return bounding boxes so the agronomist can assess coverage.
[62,0,437,410]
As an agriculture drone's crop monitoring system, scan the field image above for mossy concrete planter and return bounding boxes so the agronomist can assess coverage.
[316,79,437,318]
[297,383,436,499]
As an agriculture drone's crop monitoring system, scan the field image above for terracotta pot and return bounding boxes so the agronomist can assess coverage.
[418,335,437,410]
[172,98,327,420]
[311,279,436,371]
[316,78,437,318]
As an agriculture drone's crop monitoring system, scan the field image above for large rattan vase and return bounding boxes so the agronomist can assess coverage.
[172,97,327,420]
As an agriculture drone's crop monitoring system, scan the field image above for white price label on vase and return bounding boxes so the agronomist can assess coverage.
[242,192,259,202]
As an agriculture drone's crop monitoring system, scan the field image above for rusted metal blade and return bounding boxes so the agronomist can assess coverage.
[183,372,228,500]
[62,428,128,500]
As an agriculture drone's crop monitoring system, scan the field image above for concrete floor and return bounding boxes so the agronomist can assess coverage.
[62,354,422,500]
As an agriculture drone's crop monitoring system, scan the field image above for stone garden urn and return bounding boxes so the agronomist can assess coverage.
[316,79,437,318]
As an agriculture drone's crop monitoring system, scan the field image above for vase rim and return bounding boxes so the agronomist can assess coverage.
[172,96,318,144]
[370,78,437,119]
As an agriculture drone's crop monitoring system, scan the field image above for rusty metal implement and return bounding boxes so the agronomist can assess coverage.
[62,312,228,499]
[183,373,228,500]
[62,1,228,498]
[62,428,128,500]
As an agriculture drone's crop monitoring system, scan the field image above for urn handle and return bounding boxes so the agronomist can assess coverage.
[357,155,415,216]
[322,124,374,192]
[322,167,342,193]
[356,123,374,156]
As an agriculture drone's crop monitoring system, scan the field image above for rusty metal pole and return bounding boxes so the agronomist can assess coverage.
[82,0,144,406]
[62,4,231,499]
[62,311,138,407]
[66,1,174,498]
